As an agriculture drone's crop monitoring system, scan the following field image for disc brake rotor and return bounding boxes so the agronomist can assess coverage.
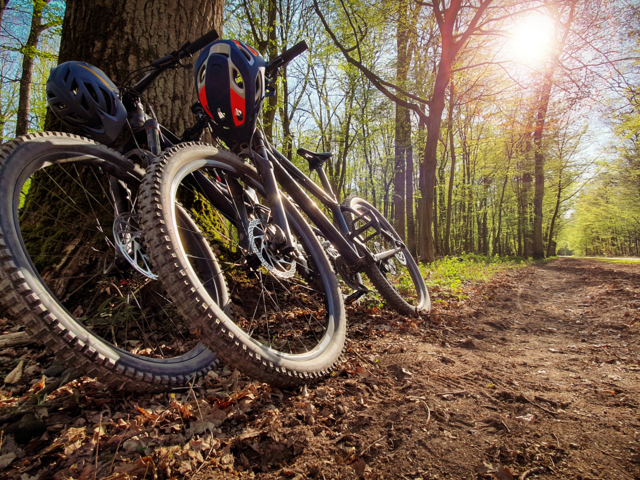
[113,213,158,280]
[248,219,296,278]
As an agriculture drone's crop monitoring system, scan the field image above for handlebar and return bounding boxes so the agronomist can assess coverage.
[186,29,220,56]
[150,28,220,67]
[266,40,308,77]
[131,28,219,95]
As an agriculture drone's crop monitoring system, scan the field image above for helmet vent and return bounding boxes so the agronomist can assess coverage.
[255,75,262,101]
[70,78,79,96]
[85,83,99,102]
[239,47,251,62]
[235,108,243,122]
[80,95,89,111]
[99,87,113,115]
[233,69,244,89]
[198,64,206,84]
[217,109,226,120]
[46,90,55,99]
[56,103,67,110]
[63,68,71,83]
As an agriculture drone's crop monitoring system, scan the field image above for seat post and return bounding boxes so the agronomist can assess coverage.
[315,165,336,201]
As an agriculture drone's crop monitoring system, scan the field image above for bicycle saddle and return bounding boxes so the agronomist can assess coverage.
[297,148,332,171]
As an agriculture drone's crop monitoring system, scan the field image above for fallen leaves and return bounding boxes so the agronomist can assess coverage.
[4,360,23,384]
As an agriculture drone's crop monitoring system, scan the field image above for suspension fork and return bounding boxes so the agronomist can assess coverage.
[251,130,295,252]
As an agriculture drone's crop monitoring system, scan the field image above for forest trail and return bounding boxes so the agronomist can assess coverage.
[0,258,638,479]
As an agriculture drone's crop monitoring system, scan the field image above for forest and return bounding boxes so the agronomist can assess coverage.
[0,1,639,479]
[1,0,640,262]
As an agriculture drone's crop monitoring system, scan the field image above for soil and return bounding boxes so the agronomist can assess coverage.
[0,257,638,480]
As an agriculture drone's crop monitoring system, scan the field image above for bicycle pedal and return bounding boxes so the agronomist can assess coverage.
[345,289,367,305]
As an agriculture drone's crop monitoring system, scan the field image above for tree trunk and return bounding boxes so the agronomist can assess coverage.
[444,84,455,256]
[406,124,416,256]
[393,0,414,242]
[263,0,278,142]
[532,72,553,259]
[15,0,50,137]
[394,103,408,241]
[546,166,563,257]
[418,53,450,262]
[48,0,223,136]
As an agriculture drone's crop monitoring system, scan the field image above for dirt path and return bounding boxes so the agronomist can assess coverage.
[0,258,638,479]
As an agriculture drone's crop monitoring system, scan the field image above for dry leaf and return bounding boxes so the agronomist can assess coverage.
[4,360,24,384]
[0,453,16,469]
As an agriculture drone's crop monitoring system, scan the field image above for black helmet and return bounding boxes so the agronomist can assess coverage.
[194,40,267,143]
[46,61,127,145]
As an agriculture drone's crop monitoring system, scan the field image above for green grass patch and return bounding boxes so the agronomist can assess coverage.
[421,254,528,302]
[588,257,640,264]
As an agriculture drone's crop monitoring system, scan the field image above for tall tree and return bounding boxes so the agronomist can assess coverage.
[15,0,60,136]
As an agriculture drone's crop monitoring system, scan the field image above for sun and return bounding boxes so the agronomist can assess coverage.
[507,13,556,64]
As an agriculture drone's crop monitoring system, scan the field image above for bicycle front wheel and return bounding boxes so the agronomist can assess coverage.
[0,132,222,391]
[139,143,346,387]
[343,196,430,315]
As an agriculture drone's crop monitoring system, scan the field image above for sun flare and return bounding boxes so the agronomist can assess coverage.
[507,14,556,64]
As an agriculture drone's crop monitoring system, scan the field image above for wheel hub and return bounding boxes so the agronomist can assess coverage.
[248,219,296,278]
[113,213,158,280]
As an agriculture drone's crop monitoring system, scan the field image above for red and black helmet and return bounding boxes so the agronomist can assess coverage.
[195,40,267,143]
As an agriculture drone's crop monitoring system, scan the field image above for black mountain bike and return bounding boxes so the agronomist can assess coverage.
[137,41,428,387]
[0,29,232,391]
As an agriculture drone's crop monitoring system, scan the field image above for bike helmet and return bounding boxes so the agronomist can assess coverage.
[194,40,267,143]
[46,61,127,146]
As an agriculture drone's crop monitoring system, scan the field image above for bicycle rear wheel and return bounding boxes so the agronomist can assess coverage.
[0,132,222,391]
[139,143,346,387]
[343,196,430,315]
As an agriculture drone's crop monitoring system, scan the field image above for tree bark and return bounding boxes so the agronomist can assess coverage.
[393,0,412,241]
[532,72,552,259]
[15,0,50,137]
[444,83,455,256]
[263,0,277,142]
[546,166,564,257]
[48,0,224,135]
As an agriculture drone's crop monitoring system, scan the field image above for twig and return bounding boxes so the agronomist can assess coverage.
[552,433,560,448]
[421,400,431,425]
[0,430,3,455]
[188,378,204,423]
[351,348,376,366]
[500,420,510,434]
[521,395,557,417]
[519,466,546,479]
[93,413,102,480]
[358,435,386,458]
[192,431,217,477]
[436,390,466,396]
[109,414,130,475]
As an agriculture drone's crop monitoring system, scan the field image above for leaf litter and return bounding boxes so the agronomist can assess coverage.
[0,258,636,478]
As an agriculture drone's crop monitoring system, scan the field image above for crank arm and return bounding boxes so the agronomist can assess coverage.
[372,246,404,263]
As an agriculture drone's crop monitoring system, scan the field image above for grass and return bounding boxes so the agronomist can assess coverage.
[588,257,640,264]
[420,253,528,301]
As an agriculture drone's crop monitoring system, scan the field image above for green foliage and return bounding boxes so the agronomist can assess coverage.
[420,254,526,299]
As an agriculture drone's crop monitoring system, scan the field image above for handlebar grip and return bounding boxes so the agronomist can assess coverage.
[186,28,220,56]
[150,54,174,67]
[279,41,308,65]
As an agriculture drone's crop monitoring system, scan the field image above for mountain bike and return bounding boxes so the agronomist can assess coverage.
[0,29,229,391]
[137,41,427,387]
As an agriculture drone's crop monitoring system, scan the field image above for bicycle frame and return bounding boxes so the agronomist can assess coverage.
[248,129,405,273]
